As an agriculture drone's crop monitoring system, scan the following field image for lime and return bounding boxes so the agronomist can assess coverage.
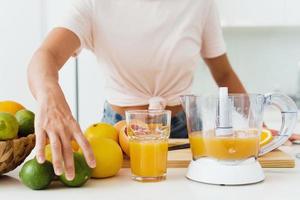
[59,152,92,187]
[19,158,55,190]
[0,112,19,140]
[15,109,35,137]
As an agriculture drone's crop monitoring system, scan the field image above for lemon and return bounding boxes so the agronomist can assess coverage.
[45,144,52,162]
[0,100,25,115]
[45,141,80,162]
[80,138,123,178]
[260,129,273,146]
[84,122,118,142]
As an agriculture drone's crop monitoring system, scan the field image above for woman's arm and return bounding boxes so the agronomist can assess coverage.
[204,53,246,93]
[28,28,95,180]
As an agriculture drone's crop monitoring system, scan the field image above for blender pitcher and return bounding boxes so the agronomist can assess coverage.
[180,88,298,185]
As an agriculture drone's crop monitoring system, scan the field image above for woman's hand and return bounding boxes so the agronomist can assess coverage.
[27,28,95,180]
[35,87,96,180]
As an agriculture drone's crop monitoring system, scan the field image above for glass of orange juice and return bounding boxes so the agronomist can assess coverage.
[125,110,171,182]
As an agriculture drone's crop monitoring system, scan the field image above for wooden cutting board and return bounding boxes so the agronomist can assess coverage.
[123,139,295,168]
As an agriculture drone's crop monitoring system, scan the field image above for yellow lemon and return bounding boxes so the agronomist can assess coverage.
[0,100,25,115]
[84,122,118,143]
[80,138,123,178]
[260,129,273,146]
[44,144,52,162]
[44,140,80,162]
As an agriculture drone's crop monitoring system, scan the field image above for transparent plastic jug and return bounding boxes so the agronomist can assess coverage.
[180,93,297,161]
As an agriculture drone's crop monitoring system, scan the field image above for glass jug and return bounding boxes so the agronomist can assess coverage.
[180,93,298,162]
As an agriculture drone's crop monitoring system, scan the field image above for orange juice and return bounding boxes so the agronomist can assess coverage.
[129,139,168,179]
[189,130,260,160]
[204,136,259,160]
[188,132,206,159]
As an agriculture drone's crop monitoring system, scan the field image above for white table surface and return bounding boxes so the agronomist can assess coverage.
[1,145,300,200]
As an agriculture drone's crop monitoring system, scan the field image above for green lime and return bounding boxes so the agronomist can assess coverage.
[15,109,35,137]
[19,158,55,190]
[0,112,18,140]
[59,152,92,187]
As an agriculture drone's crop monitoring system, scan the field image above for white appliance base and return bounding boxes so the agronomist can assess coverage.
[186,157,265,185]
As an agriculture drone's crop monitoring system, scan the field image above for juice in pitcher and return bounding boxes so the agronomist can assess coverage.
[188,132,206,159]
[130,139,168,180]
[204,130,260,160]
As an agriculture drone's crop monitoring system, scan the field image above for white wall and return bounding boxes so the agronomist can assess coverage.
[0,0,42,111]
[77,51,106,130]
[44,0,77,117]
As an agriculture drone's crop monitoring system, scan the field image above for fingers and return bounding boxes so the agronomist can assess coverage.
[73,127,96,168]
[61,136,75,181]
[290,134,300,141]
[48,132,64,176]
[35,128,47,163]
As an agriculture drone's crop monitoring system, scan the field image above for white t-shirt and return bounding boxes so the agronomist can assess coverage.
[57,0,226,109]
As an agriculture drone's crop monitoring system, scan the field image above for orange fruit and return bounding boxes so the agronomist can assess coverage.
[84,122,118,143]
[0,100,25,115]
[260,129,273,146]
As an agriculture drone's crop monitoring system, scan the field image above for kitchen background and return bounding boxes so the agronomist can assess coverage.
[0,0,300,130]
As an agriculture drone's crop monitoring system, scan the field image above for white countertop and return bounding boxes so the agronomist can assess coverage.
[1,145,300,200]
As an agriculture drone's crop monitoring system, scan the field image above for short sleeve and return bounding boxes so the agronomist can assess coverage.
[200,1,226,58]
[55,0,94,53]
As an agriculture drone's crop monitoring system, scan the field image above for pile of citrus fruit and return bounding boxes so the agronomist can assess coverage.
[20,152,92,190]
[0,100,35,141]
[19,120,129,190]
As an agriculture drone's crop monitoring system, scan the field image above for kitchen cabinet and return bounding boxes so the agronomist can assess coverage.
[285,0,300,26]
[216,0,300,27]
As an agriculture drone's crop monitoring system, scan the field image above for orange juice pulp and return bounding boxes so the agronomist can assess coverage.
[129,139,168,177]
[188,132,206,159]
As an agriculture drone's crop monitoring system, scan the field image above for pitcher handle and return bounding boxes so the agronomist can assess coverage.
[259,93,298,156]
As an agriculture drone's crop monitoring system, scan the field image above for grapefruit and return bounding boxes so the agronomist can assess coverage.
[117,120,149,157]
[114,120,126,134]
[119,125,130,157]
